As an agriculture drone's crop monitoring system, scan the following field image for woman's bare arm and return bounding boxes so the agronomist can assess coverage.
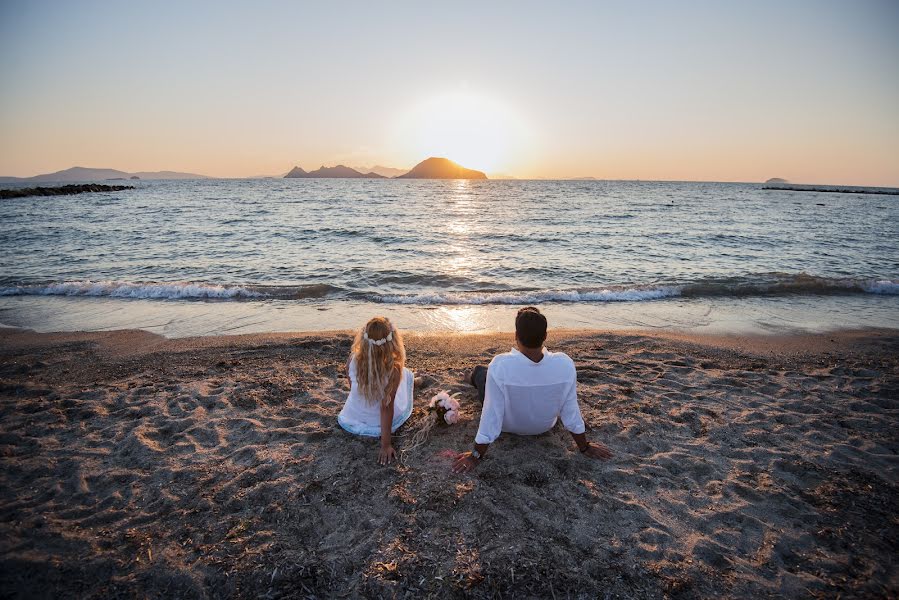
[378,367,402,465]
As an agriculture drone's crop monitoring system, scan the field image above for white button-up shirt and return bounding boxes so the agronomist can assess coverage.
[474,347,586,445]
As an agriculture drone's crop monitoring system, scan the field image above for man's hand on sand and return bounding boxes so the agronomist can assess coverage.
[452,452,479,473]
[582,441,613,461]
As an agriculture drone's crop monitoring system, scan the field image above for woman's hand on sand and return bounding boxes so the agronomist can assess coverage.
[452,452,479,473]
[583,441,613,461]
[378,444,397,465]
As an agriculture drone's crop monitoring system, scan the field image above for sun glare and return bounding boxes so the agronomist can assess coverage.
[393,91,531,175]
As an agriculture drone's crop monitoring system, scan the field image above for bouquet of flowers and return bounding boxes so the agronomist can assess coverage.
[403,390,462,455]
[428,391,461,425]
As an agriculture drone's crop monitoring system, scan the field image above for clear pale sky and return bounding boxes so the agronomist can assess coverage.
[1,0,897,184]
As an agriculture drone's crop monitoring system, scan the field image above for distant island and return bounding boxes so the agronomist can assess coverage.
[397,157,487,179]
[352,165,408,178]
[765,177,789,184]
[2,160,488,182]
[285,165,385,179]
[284,157,487,180]
[0,166,207,183]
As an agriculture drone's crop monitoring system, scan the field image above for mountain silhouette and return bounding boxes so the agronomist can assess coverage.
[396,157,487,179]
[285,166,308,178]
[352,165,408,178]
[284,165,385,178]
[0,166,207,183]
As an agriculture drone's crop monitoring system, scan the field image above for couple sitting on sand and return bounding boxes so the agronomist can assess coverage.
[337,306,613,470]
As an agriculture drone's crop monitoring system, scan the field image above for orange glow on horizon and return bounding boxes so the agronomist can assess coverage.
[390,91,535,176]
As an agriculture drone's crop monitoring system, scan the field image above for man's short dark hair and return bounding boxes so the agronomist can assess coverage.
[515,306,547,348]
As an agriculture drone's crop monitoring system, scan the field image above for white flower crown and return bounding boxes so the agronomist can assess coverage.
[363,329,394,346]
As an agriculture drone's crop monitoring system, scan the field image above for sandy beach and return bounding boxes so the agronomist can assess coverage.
[0,326,897,598]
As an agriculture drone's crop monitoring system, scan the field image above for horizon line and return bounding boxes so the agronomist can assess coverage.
[2,164,899,189]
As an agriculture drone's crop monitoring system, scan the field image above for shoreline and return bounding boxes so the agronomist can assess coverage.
[3,293,899,339]
[2,323,898,355]
[1,326,897,597]
[2,326,898,368]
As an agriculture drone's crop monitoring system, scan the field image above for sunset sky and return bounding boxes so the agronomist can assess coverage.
[1,0,897,184]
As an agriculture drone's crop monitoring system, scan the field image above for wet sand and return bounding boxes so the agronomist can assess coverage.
[0,327,897,598]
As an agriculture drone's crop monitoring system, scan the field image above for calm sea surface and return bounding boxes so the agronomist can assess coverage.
[1,179,897,336]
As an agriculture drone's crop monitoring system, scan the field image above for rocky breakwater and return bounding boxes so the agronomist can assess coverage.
[0,184,135,199]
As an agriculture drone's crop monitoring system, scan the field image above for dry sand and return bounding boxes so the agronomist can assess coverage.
[0,327,897,599]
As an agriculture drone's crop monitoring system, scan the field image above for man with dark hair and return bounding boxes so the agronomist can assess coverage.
[453,307,613,473]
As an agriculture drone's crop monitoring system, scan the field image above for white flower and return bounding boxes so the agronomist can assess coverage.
[430,390,461,420]
[431,391,450,408]
[444,409,459,425]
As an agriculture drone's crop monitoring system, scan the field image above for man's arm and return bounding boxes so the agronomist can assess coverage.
[570,431,613,460]
[560,368,613,461]
[453,364,505,473]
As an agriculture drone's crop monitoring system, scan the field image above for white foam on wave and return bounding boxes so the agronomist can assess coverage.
[1,276,896,304]
[376,287,683,305]
[861,279,899,295]
[0,281,265,300]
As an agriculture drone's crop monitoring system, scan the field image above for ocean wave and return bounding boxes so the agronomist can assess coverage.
[0,274,896,304]
[680,273,899,298]
[370,274,899,305]
[0,281,266,299]
[373,287,682,305]
[0,281,342,300]
[861,280,899,294]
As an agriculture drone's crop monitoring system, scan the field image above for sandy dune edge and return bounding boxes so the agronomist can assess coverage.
[1,328,897,598]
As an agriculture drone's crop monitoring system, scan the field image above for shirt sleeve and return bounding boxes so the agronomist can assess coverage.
[474,363,506,444]
[558,363,585,434]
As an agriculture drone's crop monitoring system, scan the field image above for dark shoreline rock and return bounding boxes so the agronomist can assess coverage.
[0,184,135,199]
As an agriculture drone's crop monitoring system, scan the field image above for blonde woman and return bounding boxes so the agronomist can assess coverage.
[338,317,413,464]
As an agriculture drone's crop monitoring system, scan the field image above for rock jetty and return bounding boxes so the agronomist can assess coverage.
[0,184,135,199]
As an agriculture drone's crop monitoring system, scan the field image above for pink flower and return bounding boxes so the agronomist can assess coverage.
[430,391,461,421]
[444,409,459,425]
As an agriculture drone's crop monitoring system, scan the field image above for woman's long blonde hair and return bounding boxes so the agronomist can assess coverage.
[351,317,405,406]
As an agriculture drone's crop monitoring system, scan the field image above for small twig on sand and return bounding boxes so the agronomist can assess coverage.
[400,414,437,460]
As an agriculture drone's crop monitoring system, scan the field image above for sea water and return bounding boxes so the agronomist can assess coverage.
[1,178,896,336]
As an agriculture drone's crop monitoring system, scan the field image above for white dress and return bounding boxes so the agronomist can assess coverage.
[337,358,414,437]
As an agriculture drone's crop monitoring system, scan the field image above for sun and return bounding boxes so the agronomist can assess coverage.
[392,90,532,175]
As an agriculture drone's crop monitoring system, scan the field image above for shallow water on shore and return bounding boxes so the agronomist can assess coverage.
[2,294,897,338]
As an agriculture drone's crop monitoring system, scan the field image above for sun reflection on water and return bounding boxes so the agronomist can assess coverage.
[447,221,470,236]
[439,180,482,278]
[430,306,489,332]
